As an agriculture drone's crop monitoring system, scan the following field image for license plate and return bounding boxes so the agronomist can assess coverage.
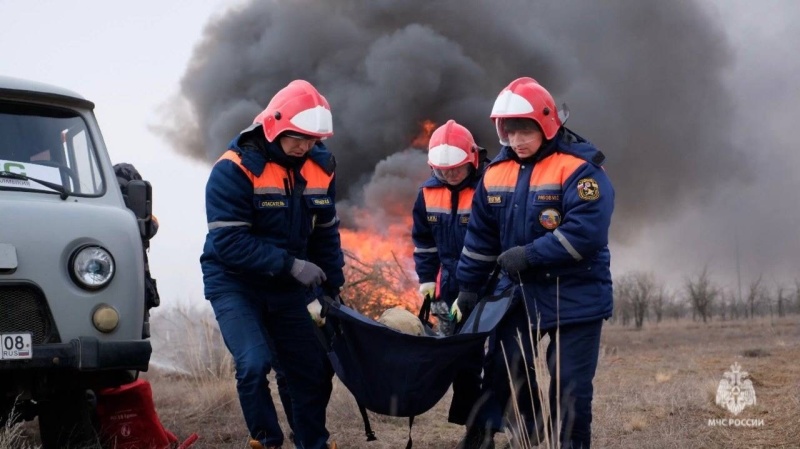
[0,333,32,360]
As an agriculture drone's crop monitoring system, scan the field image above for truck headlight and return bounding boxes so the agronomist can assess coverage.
[70,245,115,290]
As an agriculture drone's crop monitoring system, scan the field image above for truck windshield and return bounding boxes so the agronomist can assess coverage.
[0,101,104,196]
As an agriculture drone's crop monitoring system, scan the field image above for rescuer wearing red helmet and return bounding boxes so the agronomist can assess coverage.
[411,119,488,427]
[201,80,342,449]
[453,77,615,449]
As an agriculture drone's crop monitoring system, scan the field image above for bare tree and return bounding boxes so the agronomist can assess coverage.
[717,289,732,321]
[685,266,718,323]
[665,292,686,321]
[795,280,800,315]
[746,275,765,319]
[633,272,656,328]
[734,284,749,319]
[612,275,633,326]
[652,285,667,324]
[776,285,786,318]
[616,272,655,329]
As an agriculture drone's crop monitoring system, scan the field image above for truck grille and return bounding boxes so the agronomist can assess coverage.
[0,284,60,344]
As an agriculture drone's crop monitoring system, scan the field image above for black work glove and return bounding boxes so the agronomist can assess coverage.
[318,294,343,321]
[290,259,327,287]
[449,291,479,323]
[322,294,343,305]
[497,246,530,275]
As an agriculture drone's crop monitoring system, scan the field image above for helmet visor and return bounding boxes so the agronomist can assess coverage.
[495,118,541,146]
[283,131,320,143]
[433,165,472,185]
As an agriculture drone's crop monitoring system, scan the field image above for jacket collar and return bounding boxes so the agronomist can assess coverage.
[229,126,335,177]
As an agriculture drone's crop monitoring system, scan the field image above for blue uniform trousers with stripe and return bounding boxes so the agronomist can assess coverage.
[475,298,603,448]
[210,290,332,449]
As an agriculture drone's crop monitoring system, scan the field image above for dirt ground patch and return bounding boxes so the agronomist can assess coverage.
[7,316,798,448]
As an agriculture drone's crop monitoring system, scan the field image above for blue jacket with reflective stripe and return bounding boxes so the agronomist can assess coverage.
[412,174,479,305]
[457,128,614,329]
[201,128,345,300]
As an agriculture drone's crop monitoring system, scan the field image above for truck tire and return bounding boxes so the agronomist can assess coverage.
[38,389,101,449]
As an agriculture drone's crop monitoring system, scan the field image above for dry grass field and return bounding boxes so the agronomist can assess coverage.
[5,315,798,449]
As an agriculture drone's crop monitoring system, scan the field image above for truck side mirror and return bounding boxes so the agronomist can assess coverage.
[125,180,153,239]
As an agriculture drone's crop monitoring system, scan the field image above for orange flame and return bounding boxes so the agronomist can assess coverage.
[339,210,420,318]
[410,119,437,149]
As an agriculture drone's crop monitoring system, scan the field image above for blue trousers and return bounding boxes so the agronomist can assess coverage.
[269,340,295,437]
[448,344,484,425]
[437,294,482,425]
[210,289,332,449]
[475,299,603,449]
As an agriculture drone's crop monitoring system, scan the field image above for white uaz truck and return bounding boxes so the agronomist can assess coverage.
[0,76,153,448]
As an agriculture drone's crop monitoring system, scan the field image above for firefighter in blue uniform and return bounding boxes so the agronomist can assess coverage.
[201,80,342,449]
[452,77,615,449]
[411,119,487,427]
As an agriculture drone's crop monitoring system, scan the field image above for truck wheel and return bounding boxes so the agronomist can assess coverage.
[38,389,100,449]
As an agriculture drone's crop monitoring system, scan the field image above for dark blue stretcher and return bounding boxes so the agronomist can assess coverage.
[319,278,514,446]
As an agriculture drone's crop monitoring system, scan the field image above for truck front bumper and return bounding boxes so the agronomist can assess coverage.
[0,337,151,371]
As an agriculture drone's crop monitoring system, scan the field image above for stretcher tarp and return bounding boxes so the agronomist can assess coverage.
[322,286,514,418]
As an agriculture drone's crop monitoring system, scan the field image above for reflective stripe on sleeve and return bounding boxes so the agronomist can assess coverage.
[414,247,438,254]
[208,221,252,230]
[553,229,583,261]
[316,216,339,228]
[461,247,498,262]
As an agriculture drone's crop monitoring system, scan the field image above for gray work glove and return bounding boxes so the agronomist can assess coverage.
[497,246,530,275]
[290,259,327,287]
[450,291,478,323]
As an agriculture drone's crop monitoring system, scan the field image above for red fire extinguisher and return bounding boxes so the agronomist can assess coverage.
[96,379,197,449]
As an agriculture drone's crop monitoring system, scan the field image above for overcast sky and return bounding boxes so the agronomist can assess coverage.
[0,0,231,307]
[2,0,798,310]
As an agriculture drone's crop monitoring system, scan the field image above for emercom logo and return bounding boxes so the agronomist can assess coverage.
[715,361,756,415]
[707,362,764,428]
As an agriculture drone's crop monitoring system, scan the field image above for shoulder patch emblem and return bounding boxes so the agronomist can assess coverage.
[539,208,561,230]
[577,178,600,201]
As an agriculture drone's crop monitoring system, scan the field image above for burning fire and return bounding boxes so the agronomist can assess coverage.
[339,211,420,319]
[410,119,437,149]
[338,119,438,319]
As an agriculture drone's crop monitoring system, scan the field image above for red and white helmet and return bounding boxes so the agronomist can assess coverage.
[427,120,479,170]
[490,77,561,143]
[253,80,333,142]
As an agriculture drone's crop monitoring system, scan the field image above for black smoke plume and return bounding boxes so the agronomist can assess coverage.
[158,0,742,243]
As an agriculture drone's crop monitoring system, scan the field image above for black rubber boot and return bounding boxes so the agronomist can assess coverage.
[455,425,494,449]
